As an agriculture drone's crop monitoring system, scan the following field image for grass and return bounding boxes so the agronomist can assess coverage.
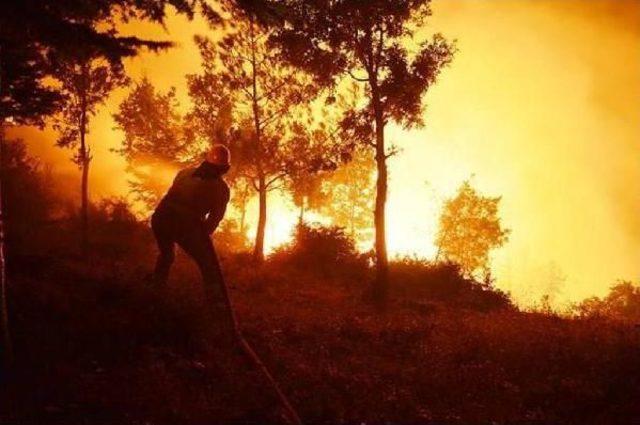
[2,251,639,424]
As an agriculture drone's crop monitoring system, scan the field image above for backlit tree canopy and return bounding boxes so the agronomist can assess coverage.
[190,8,319,261]
[436,181,510,278]
[114,78,189,209]
[258,0,455,301]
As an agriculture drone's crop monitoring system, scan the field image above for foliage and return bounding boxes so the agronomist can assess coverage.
[115,78,187,165]
[0,41,62,126]
[185,65,235,149]
[114,77,190,209]
[261,0,456,298]
[53,53,129,252]
[54,56,129,166]
[186,49,254,230]
[575,280,640,322]
[0,138,58,255]
[190,8,319,260]
[0,0,210,125]
[89,197,153,261]
[191,15,315,191]
[436,180,510,278]
[271,223,368,278]
[321,148,375,243]
[390,257,512,311]
[284,119,346,221]
[213,218,252,254]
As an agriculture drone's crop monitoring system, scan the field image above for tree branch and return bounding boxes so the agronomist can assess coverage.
[256,78,290,102]
[265,172,287,188]
[348,69,369,82]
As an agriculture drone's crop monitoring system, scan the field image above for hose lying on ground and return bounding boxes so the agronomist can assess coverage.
[218,275,303,425]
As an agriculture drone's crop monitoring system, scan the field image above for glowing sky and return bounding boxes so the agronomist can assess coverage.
[11,0,640,305]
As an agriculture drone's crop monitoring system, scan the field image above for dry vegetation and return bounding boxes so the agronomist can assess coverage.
[2,212,639,425]
[3,2,639,424]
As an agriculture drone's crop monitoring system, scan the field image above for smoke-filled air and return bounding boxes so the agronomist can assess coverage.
[1,1,639,424]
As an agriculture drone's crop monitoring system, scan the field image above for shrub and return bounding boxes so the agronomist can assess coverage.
[1,138,60,256]
[270,222,369,279]
[389,257,513,311]
[574,280,640,322]
[213,219,251,254]
[90,197,153,262]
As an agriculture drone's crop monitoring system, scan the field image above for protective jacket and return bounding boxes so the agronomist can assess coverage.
[155,161,230,234]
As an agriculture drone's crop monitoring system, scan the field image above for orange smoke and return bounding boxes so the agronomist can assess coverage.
[7,0,639,305]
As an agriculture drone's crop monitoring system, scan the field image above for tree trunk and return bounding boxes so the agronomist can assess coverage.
[239,202,247,237]
[298,198,305,224]
[253,176,267,262]
[249,14,266,263]
[0,46,13,368]
[79,121,89,255]
[371,86,389,305]
[0,126,13,368]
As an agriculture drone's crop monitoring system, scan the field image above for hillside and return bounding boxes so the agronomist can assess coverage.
[2,252,639,425]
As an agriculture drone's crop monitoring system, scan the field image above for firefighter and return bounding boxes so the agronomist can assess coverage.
[150,144,234,330]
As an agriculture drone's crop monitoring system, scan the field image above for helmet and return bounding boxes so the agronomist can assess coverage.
[206,144,231,166]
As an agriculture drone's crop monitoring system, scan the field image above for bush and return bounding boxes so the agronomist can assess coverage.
[89,197,153,262]
[1,138,60,256]
[574,280,640,322]
[270,222,369,279]
[213,218,251,254]
[390,257,513,311]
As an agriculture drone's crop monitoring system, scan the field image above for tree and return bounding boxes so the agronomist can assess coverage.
[0,0,212,122]
[321,149,375,243]
[260,0,455,302]
[114,77,189,210]
[436,181,510,278]
[284,119,346,223]
[229,177,254,237]
[576,281,640,322]
[190,8,317,262]
[0,0,205,371]
[0,42,62,126]
[54,53,128,253]
[185,62,256,235]
[289,169,328,223]
[0,138,58,253]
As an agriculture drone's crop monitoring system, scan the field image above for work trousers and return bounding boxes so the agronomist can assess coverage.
[151,207,236,335]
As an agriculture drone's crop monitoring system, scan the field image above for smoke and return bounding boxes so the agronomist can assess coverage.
[387,0,640,303]
[7,0,639,304]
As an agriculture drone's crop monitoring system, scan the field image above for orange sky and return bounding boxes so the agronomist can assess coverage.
[10,0,640,306]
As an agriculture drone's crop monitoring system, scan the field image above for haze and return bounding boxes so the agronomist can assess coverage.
[11,0,639,305]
